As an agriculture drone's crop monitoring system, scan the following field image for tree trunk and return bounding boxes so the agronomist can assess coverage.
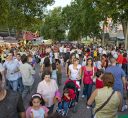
[125,21,128,50]
[121,20,128,50]
[102,21,105,46]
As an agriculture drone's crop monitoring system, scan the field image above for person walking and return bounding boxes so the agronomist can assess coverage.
[105,56,127,111]
[87,72,122,118]
[0,72,26,118]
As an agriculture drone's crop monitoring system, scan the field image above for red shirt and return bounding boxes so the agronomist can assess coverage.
[62,89,76,102]
[82,66,97,84]
[96,78,104,89]
[116,54,123,64]
[122,57,127,64]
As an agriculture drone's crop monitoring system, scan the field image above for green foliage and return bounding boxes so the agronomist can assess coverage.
[62,0,102,40]
[0,0,54,30]
[41,7,66,40]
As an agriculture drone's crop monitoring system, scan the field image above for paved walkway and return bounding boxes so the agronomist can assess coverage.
[24,64,128,118]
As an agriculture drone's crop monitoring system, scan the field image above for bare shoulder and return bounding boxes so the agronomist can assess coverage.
[116,91,121,97]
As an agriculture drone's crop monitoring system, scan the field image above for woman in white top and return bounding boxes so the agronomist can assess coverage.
[68,55,81,81]
[68,55,81,102]
[37,71,59,114]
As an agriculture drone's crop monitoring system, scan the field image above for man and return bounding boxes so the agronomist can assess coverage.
[3,53,20,91]
[105,56,127,111]
[0,72,25,118]
[15,53,24,93]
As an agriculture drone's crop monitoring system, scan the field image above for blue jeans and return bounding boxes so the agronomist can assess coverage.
[18,77,24,93]
[114,87,126,106]
[22,85,32,99]
[8,80,18,92]
[48,104,54,114]
[58,101,69,113]
[83,84,93,100]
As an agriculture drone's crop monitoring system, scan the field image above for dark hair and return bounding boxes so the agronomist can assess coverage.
[63,88,69,94]
[21,54,28,64]
[102,54,107,59]
[42,71,51,80]
[0,57,2,63]
[101,72,114,87]
[95,69,104,77]
[29,93,45,106]
[52,63,56,70]
[56,59,60,64]
[86,57,93,67]
[0,72,2,81]
[43,57,50,67]
[123,53,127,57]
[17,53,21,56]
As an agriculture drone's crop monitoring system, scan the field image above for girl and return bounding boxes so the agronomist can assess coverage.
[95,69,104,89]
[26,93,49,118]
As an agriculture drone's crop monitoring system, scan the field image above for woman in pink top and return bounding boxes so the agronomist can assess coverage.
[37,71,60,114]
[81,57,97,100]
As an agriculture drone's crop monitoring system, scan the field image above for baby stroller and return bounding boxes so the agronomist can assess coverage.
[56,80,80,116]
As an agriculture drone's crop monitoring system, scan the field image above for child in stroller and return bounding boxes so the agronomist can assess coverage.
[56,80,79,116]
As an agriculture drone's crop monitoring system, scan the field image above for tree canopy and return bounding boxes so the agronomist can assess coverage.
[41,7,66,41]
[0,0,54,30]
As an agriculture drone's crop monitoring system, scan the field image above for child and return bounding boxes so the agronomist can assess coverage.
[26,93,49,118]
[51,63,57,82]
[57,88,76,116]
[95,69,104,89]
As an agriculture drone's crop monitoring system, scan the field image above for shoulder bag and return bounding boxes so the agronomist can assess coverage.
[92,90,115,118]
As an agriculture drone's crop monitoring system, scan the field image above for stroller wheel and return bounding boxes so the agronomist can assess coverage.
[62,111,67,117]
[56,109,62,114]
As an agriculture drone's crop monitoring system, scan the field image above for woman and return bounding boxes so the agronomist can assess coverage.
[101,54,108,70]
[41,54,51,73]
[37,71,59,114]
[68,55,81,102]
[65,53,75,78]
[68,55,81,81]
[87,73,122,118]
[81,57,97,100]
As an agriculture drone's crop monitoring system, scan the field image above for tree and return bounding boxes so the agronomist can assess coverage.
[0,0,54,31]
[94,0,128,48]
[41,7,66,41]
[62,0,101,41]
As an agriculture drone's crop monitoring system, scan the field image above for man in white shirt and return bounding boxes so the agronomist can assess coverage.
[3,53,20,92]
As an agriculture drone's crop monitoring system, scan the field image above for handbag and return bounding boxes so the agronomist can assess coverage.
[92,67,96,83]
[92,90,115,118]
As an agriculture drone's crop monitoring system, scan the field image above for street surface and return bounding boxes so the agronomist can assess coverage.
[24,63,128,118]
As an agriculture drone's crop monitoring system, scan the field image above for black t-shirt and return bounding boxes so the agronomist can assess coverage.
[0,90,25,118]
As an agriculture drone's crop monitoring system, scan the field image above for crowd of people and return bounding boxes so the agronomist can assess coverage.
[0,43,128,118]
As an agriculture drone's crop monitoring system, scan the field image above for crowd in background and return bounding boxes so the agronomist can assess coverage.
[0,43,128,118]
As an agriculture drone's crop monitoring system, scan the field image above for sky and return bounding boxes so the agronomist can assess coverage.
[48,0,72,10]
